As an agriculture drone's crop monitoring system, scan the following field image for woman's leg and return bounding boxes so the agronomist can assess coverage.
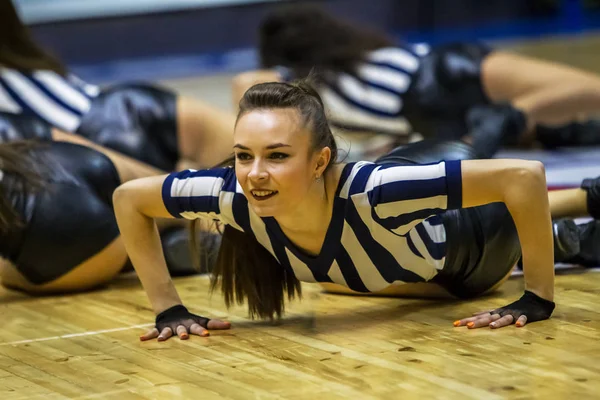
[51,129,164,182]
[482,51,600,141]
[0,236,128,294]
[176,96,236,169]
[548,187,589,219]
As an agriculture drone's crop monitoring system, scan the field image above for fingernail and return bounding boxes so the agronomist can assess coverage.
[490,323,496,328]
[157,337,164,341]
[516,322,522,327]
[202,330,209,335]
[453,320,461,327]
[467,322,474,328]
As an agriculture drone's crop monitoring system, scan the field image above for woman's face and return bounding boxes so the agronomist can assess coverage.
[233,108,320,218]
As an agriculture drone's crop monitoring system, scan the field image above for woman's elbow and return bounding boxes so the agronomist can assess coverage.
[112,181,137,212]
[510,160,547,190]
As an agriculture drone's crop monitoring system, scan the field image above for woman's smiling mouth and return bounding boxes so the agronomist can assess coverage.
[251,189,279,201]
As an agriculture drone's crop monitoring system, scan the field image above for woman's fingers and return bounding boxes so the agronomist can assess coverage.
[140,328,159,341]
[157,327,173,341]
[189,323,209,337]
[466,313,502,329]
[453,313,492,327]
[206,319,232,330]
[144,317,231,342]
[489,314,515,329]
[515,315,528,327]
[472,310,493,317]
[176,325,189,340]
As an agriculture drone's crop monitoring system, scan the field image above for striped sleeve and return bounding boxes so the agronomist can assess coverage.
[0,68,94,132]
[162,167,237,220]
[367,161,462,234]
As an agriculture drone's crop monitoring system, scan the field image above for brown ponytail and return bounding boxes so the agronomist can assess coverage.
[211,225,302,320]
[200,80,337,319]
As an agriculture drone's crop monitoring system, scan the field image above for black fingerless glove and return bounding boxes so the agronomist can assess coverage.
[492,290,555,323]
[582,177,600,220]
[155,305,210,332]
[466,103,527,158]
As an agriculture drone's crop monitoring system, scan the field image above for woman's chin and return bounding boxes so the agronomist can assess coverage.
[249,203,278,217]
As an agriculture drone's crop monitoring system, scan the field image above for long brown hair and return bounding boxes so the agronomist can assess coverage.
[259,4,393,79]
[0,140,47,232]
[0,1,67,74]
[203,80,339,320]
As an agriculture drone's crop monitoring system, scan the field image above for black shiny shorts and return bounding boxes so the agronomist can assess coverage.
[76,83,178,171]
[376,139,521,298]
[404,42,494,140]
[434,204,521,298]
[0,142,122,284]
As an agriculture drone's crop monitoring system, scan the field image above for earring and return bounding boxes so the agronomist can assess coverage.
[315,175,322,183]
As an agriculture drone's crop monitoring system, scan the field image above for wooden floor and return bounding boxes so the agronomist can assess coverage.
[1,268,599,399]
[2,33,600,399]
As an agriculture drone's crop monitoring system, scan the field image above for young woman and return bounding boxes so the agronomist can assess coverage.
[232,5,600,159]
[0,0,234,171]
[0,127,219,294]
[111,80,600,342]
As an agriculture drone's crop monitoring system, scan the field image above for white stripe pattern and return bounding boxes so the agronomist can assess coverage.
[375,163,446,186]
[218,191,243,231]
[1,69,80,131]
[0,84,22,113]
[357,64,411,93]
[327,260,348,287]
[336,73,402,115]
[367,47,420,72]
[162,157,462,293]
[320,86,411,135]
[342,221,391,292]
[170,176,224,198]
[351,191,438,280]
[285,248,316,282]
[249,211,279,263]
[33,71,91,113]
[0,68,99,131]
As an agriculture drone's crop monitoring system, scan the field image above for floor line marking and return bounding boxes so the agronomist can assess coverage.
[0,323,153,346]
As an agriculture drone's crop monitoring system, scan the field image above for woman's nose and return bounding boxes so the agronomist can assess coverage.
[248,160,268,181]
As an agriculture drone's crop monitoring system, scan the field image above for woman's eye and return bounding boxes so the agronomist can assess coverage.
[235,152,252,161]
[269,152,289,160]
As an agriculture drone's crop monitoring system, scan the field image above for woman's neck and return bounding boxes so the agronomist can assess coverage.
[275,164,344,256]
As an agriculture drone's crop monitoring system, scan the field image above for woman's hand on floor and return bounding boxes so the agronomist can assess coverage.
[140,304,231,341]
[453,290,555,329]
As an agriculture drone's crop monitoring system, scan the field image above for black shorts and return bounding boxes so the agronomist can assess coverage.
[76,83,178,170]
[0,142,122,284]
[404,42,494,140]
[376,139,521,298]
[434,204,521,298]
[0,112,53,142]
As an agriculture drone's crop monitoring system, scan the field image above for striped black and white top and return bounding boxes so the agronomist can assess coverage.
[0,67,100,132]
[278,44,430,161]
[162,159,462,293]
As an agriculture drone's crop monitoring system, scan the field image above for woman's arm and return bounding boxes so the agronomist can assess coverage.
[461,159,553,302]
[113,175,231,340]
[113,175,183,313]
[456,158,555,329]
